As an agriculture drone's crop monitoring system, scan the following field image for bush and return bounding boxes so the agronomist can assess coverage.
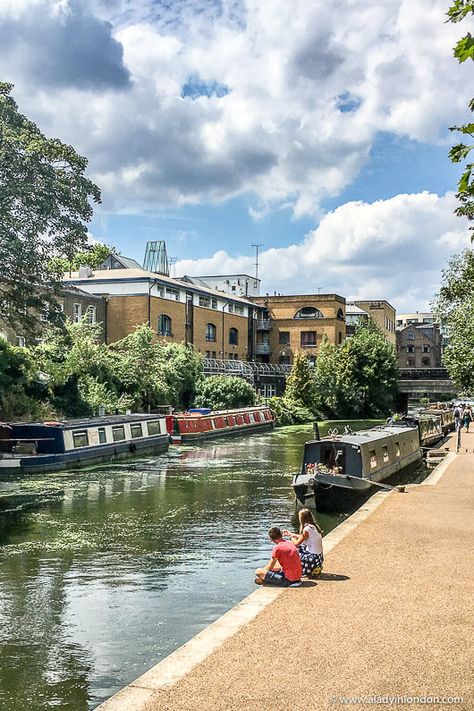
[193,376,256,410]
[267,396,314,426]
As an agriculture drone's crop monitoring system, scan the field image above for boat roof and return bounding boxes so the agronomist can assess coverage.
[11,414,165,430]
[310,425,418,447]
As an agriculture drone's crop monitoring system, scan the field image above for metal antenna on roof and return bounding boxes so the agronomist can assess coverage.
[168,257,177,277]
[252,243,263,280]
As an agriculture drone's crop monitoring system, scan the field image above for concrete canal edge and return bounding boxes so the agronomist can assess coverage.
[96,453,455,711]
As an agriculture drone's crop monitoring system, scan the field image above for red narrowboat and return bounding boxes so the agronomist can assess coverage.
[166,405,275,443]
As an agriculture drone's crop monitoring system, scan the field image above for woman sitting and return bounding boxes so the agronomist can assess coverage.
[283,508,324,578]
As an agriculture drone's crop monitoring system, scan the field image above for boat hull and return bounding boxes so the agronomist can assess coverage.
[171,420,273,443]
[0,435,169,478]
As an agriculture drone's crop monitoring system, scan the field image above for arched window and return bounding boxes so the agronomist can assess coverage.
[157,314,172,336]
[229,327,239,345]
[337,308,344,320]
[294,307,324,319]
[206,323,217,342]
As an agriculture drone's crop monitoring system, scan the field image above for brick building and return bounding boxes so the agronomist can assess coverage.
[63,269,257,360]
[352,300,396,344]
[396,323,442,368]
[250,294,346,365]
[0,286,107,347]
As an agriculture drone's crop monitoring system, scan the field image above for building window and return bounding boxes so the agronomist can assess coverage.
[422,357,430,366]
[227,303,234,314]
[261,383,277,398]
[166,288,180,301]
[73,431,89,448]
[407,358,415,366]
[199,296,211,308]
[407,331,415,340]
[206,323,217,342]
[234,305,244,315]
[336,308,344,320]
[422,345,430,353]
[211,350,216,358]
[229,327,239,345]
[301,331,317,347]
[338,332,342,344]
[157,314,172,336]
[85,305,97,324]
[407,345,414,353]
[279,331,290,344]
[73,303,82,322]
[211,298,218,310]
[279,355,291,365]
[294,307,324,319]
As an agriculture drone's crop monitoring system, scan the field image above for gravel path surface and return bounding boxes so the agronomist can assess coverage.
[102,433,474,711]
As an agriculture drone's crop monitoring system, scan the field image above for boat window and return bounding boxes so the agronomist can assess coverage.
[211,419,216,429]
[382,445,389,463]
[147,420,162,436]
[112,425,126,442]
[369,450,377,469]
[98,427,107,444]
[395,441,400,458]
[131,424,143,439]
[73,431,89,448]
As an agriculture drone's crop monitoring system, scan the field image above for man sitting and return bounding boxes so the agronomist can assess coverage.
[255,526,302,587]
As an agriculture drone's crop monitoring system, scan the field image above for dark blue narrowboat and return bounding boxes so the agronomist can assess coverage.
[0,415,169,476]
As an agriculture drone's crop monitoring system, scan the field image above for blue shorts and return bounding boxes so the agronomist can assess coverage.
[264,571,301,587]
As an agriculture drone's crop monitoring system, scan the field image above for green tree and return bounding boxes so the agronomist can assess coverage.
[441,302,474,392]
[433,248,474,392]
[284,350,317,410]
[0,339,50,420]
[313,324,397,419]
[159,342,203,409]
[194,375,256,409]
[447,1,474,234]
[49,242,112,275]
[0,83,101,335]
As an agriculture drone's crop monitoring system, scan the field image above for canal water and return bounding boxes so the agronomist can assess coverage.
[0,422,426,710]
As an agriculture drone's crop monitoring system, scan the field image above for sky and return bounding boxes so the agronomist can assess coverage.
[1,0,473,310]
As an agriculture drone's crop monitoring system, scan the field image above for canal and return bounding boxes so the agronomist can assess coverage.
[0,421,422,710]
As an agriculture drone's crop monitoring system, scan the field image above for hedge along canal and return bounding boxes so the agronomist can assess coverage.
[0,420,414,710]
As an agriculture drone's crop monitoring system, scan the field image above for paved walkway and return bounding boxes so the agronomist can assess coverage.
[100,433,474,711]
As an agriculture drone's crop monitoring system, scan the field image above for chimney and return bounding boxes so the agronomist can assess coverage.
[78,265,93,278]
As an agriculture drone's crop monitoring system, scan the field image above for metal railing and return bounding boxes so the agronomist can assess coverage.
[255,343,271,355]
[256,319,272,330]
[202,358,291,383]
[398,368,450,381]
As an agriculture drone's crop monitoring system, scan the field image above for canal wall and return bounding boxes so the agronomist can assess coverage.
[97,437,473,710]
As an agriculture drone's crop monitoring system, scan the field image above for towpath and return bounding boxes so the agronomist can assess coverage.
[99,433,474,711]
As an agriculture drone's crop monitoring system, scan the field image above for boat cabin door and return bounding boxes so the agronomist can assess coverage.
[321,445,346,474]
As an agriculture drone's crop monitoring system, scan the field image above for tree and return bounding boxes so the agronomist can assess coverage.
[0,338,50,420]
[193,376,256,410]
[0,83,101,335]
[284,351,317,410]
[49,242,112,274]
[447,2,474,235]
[313,323,397,419]
[433,248,474,392]
[441,302,474,392]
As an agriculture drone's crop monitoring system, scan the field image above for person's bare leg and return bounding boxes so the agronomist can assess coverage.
[255,567,266,584]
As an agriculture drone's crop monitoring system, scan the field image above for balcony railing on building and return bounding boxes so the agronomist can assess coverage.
[256,319,272,330]
[255,343,271,355]
[202,358,291,384]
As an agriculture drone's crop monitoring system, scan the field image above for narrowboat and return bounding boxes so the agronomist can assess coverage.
[404,412,445,447]
[292,423,422,508]
[166,405,275,443]
[0,415,169,476]
[421,407,454,437]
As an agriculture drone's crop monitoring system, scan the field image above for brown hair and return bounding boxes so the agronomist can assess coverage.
[298,508,323,535]
[269,526,282,541]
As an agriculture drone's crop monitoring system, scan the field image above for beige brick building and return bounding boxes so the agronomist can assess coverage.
[352,300,396,344]
[251,294,346,365]
[64,269,256,360]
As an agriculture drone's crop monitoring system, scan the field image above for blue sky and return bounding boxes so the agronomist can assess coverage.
[1,0,472,309]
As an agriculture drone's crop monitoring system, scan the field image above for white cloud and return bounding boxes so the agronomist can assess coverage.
[176,192,470,310]
[0,0,471,215]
